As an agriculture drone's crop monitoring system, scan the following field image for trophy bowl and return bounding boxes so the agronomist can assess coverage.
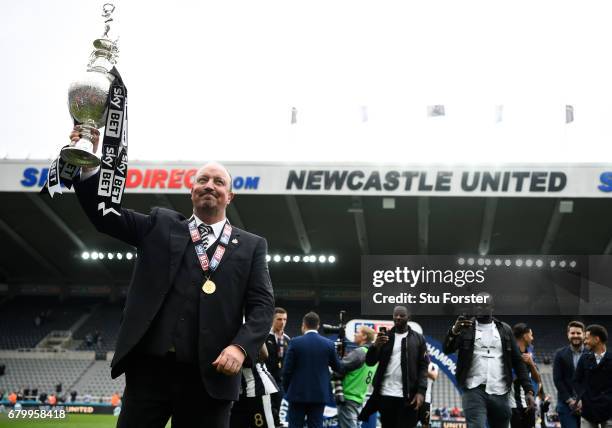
[62,70,115,167]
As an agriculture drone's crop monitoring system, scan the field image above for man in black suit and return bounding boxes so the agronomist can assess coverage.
[70,128,274,428]
[552,321,585,428]
[265,307,290,427]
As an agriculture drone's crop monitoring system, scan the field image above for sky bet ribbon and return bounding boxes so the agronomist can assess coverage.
[41,67,128,217]
[97,67,128,216]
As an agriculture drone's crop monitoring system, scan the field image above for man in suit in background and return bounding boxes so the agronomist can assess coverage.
[573,324,612,428]
[282,311,343,428]
[553,321,585,428]
[70,127,275,428]
[265,307,290,427]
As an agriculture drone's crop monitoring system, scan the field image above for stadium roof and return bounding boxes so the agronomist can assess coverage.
[1,160,612,301]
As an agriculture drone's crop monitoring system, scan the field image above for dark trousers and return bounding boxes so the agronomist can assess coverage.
[117,353,232,428]
[462,387,511,428]
[287,402,325,428]
[511,407,536,428]
[556,402,580,428]
[378,396,418,428]
[270,388,282,426]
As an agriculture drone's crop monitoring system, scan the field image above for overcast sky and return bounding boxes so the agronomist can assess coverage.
[1,0,612,164]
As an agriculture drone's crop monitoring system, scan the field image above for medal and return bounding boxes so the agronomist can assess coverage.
[202,279,216,294]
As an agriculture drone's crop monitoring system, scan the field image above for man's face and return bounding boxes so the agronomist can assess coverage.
[190,163,234,213]
[273,313,287,333]
[567,327,584,347]
[474,292,494,317]
[583,331,599,351]
[523,329,534,346]
[393,307,408,330]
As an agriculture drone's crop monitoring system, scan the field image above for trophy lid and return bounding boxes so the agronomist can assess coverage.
[87,3,119,72]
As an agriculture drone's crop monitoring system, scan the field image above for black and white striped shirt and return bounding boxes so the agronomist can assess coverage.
[239,362,279,398]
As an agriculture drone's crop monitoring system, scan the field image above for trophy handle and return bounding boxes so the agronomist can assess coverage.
[60,124,101,167]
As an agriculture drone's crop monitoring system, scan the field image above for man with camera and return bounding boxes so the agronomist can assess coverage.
[335,325,377,428]
[358,306,428,428]
[442,293,535,428]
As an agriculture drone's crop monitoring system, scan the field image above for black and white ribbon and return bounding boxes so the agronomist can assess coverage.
[42,67,128,217]
[97,67,128,216]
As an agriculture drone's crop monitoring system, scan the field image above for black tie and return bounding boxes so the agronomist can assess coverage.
[198,224,213,250]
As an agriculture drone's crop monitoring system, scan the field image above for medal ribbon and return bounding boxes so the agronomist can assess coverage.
[188,218,232,276]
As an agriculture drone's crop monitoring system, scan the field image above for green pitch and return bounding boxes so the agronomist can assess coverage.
[0,414,172,428]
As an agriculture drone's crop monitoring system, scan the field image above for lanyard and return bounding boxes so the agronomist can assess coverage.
[187,218,232,276]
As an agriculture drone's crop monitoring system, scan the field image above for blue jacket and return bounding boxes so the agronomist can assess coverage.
[282,331,343,404]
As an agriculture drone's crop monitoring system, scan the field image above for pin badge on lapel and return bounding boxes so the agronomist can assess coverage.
[232,238,238,244]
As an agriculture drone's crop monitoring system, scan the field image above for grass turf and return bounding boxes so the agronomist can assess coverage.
[0,414,172,428]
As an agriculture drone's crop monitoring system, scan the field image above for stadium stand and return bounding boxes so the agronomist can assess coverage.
[0,354,92,398]
[0,296,94,349]
[0,295,609,412]
[72,301,124,352]
[70,361,125,399]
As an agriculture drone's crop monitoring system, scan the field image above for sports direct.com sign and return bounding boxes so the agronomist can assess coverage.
[2,160,612,197]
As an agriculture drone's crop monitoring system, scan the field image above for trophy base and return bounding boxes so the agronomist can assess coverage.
[60,146,101,168]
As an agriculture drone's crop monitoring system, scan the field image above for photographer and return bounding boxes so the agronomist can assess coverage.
[442,293,535,428]
[358,306,428,428]
[336,326,377,428]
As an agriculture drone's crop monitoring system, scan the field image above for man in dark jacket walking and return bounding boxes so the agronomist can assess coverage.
[442,294,535,428]
[359,306,428,428]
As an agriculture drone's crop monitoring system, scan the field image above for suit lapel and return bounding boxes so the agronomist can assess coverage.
[210,228,241,275]
[169,220,190,284]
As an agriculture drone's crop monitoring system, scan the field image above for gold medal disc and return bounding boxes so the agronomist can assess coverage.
[202,279,216,294]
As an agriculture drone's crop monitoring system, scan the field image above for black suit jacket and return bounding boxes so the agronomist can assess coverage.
[265,332,290,384]
[553,345,584,404]
[75,173,275,401]
[573,352,612,423]
[442,318,533,395]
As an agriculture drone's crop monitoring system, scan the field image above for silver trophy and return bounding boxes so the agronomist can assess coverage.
[62,3,119,167]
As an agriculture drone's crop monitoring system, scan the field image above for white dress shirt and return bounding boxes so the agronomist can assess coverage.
[192,213,226,245]
[465,321,508,395]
